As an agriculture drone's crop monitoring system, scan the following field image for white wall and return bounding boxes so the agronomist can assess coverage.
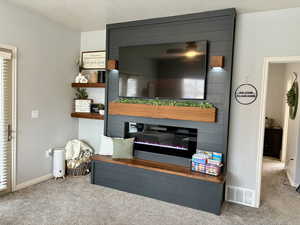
[79,30,106,153]
[81,30,106,51]
[0,1,80,184]
[284,63,300,186]
[265,64,286,127]
[228,7,300,203]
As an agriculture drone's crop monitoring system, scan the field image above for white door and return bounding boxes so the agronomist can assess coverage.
[0,49,12,195]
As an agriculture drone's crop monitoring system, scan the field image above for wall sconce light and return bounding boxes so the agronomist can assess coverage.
[209,56,224,69]
[107,60,119,70]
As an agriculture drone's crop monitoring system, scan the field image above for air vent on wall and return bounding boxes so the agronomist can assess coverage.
[225,185,255,207]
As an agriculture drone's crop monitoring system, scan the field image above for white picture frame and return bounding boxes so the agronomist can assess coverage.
[81,51,106,70]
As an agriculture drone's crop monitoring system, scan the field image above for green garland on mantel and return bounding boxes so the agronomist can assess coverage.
[116,98,214,108]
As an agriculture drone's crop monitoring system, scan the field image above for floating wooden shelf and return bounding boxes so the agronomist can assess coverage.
[71,83,105,88]
[71,112,104,120]
[92,155,225,184]
[109,102,216,122]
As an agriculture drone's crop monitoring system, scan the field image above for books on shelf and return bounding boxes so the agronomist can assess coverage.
[191,150,223,176]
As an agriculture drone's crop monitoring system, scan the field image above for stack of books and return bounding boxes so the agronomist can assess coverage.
[191,151,223,176]
[75,99,92,113]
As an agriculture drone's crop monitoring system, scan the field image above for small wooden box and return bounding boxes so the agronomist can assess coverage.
[209,56,224,68]
[107,60,118,70]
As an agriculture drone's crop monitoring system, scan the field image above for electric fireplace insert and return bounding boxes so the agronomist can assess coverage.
[125,122,197,158]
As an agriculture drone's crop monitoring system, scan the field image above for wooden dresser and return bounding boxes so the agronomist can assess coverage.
[264,128,283,159]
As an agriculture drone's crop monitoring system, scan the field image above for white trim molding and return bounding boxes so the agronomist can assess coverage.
[15,174,53,191]
[256,56,300,208]
[0,44,18,192]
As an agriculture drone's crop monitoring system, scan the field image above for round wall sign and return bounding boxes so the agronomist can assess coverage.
[235,84,258,105]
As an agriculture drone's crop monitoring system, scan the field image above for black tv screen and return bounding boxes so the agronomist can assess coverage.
[118,40,207,99]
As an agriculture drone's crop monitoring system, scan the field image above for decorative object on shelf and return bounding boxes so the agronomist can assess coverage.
[87,71,98,83]
[287,72,299,120]
[209,56,224,68]
[74,88,92,113]
[98,71,106,83]
[107,59,118,70]
[76,57,83,72]
[191,151,223,176]
[90,103,104,114]
[75,99,92,113]
[109,99,216,122]
[99,104,105,115]
[234,83,258,105]
[91,104,100,113]
[81,51,106,70]
[75,88,88,99]
[75,73,88,83]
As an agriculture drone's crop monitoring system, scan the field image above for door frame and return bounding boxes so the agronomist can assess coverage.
[0,44,17,192]
[256,56,300,207]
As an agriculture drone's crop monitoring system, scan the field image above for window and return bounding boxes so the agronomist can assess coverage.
[0,50,12,191]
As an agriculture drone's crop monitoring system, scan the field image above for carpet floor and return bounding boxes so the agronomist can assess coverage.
[0,157,300,225]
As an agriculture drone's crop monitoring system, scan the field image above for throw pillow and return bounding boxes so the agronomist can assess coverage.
[98,135,114,155]
[112,138,135,159]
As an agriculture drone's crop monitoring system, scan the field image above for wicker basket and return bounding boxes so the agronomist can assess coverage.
[66,162,91,177]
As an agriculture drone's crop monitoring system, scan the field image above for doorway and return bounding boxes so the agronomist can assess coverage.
[256,56,300,207]
[0,45,17,195]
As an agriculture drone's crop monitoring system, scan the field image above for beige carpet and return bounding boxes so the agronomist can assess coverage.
[0,157,300,225]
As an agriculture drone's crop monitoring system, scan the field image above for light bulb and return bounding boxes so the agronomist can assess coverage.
[185,50,198,58]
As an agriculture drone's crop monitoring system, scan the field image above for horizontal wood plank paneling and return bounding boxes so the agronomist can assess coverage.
[105,9,235,170]
[92,160,224,214]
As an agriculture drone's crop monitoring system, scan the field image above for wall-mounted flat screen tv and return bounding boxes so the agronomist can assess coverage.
[118,40,207,100]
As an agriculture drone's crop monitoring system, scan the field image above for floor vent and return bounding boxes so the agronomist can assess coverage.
[225,185,255,207]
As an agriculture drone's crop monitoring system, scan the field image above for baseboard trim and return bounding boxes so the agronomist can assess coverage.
[14,174,53,191]
[286,170,297,187]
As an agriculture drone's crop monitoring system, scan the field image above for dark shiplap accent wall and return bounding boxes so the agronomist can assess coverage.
[105,9,236,168]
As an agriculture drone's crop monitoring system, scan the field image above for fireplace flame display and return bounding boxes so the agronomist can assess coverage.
[134,141,188,151]
[125,122,197,158]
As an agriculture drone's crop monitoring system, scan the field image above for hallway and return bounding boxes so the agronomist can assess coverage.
[261,157,300,217]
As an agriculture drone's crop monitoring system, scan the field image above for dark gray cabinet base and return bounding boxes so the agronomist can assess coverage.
[91,160,224,215]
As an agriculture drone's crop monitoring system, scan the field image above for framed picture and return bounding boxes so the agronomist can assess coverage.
[81,51,106,70]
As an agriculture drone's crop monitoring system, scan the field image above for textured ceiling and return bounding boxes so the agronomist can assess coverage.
[4,0,300,31]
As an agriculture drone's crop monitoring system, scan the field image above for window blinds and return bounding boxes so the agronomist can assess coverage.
[0,52,11,191]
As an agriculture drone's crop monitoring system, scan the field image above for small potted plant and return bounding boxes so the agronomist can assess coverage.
[99,104,105,115]
[74,88,93,113]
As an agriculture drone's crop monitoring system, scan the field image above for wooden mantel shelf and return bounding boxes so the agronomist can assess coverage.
[71,83,105,88]
[71,113,104,120]
[92,155,225,184]
[109,102,216,123]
